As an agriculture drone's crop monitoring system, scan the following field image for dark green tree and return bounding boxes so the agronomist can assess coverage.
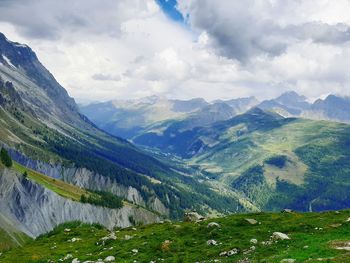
[0,148,12,168]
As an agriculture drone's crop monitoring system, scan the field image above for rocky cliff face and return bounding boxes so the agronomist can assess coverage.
[0,168,160,238]
[9,149,169,216]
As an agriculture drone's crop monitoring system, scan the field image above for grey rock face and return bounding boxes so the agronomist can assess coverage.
[9,150,169,216]
[0,168,159,238]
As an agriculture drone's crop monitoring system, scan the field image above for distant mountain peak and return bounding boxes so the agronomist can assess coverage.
[276,91,307,102]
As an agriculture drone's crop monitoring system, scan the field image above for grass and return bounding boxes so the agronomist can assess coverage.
[12,161,89,202]
[2,210,350,262]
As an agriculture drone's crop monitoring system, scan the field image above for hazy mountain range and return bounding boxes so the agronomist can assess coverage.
[80,91,350,141]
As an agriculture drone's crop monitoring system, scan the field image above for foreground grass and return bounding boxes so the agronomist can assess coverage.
[2,210,350,262]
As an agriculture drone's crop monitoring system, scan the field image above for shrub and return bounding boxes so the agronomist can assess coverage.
[0,148,12,167]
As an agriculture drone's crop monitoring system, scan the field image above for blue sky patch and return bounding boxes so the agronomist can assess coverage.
[156,0,184,22]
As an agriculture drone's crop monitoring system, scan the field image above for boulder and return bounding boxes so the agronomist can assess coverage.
[281,209,293,213]
[207,239,218,246]
[207,222,221,228]
[104,256,115,262]
[280,259,296,263]
[250,238,258,244]
[184,212,205,222]
[272,232,290,240]
[245,218,258,225]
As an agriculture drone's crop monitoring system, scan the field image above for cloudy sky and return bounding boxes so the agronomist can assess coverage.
[1,0,350,103]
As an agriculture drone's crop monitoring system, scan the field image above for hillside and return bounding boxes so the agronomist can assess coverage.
[2,210,350,262]
[132,108,350,212]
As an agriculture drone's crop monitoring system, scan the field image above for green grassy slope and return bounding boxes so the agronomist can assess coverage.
[0,215,30,252]
[12,162,89,202]
[133,108,350,213]
[2,210,350,262]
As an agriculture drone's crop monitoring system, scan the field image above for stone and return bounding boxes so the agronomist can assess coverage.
[227,248,239,256]
[101,232,117,242]
[207,222,221,228]
[219,251,227,256]
[104,256,115,262]
[64,228,71,232]
[272,232,290,240]
[250,238,258,244]
[72,259,80,263]
[280,259,296,263]
[207,239,218,246]
[64,254,73,260]
[281,209,293,213]
[184,212,205,222]
[245,218,258,225]
[132,249,139,254]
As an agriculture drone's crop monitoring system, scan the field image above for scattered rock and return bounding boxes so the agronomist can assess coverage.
[227,248,239,256]
[71,259,80,263]
[64,228,71,232]
[219,251,227,256]
[101,232,117,242]
[331,241,350,251]
[272,232,290,240]
[280,259,296,263]
[69,237,82,243]
[207,239,218,246]
[303,245,309,249]
[132,249,139,254]
[245,218,258,225]
[64,254,73,260]
[207,222,221,228]
[124,235,133,240]
[184,212,205,222]
[250,238,258,244]
[131,227,137,231]
[104,256,115,262]
[281,209,293,213]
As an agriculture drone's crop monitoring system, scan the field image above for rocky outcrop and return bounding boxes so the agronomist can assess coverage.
[9,150,169,216]
[0,168,159,238]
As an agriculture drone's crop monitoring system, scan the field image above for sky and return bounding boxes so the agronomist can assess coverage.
[1,0,350,103]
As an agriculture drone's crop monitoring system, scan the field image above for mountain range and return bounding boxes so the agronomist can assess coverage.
[1,32,350,261]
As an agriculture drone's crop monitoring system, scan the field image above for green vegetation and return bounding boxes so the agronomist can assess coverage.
[0,148,12,167]
[12,161,89,202]
[80,191,123,209]
[2,210,350,262]
[264,155,288,168]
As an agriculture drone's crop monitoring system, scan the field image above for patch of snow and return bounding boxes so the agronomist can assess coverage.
[2,55,16,69]
[14,43,28,48]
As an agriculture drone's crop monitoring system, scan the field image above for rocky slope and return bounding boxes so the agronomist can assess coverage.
[0,167,159,238]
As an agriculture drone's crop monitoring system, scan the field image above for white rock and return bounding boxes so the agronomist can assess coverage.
[250,238,258,244]
[227,248,239,256]
[104,256,115,262]
[132,249,139,254]
[245,218,258,225]
[64,254,73,260]
[64,228,71,232]
[207,239,218,246]
[272,232,290,240]
[72,259,80,263]
[207,222,221,228]
[219,251,227,256]
[280,259,296,263]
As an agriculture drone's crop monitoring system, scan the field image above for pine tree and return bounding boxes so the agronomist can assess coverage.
[0,148,12,167]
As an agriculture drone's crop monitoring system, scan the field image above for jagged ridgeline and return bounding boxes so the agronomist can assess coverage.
[0,31,244,236]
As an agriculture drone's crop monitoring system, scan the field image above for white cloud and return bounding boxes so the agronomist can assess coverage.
[1,0,350,102]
